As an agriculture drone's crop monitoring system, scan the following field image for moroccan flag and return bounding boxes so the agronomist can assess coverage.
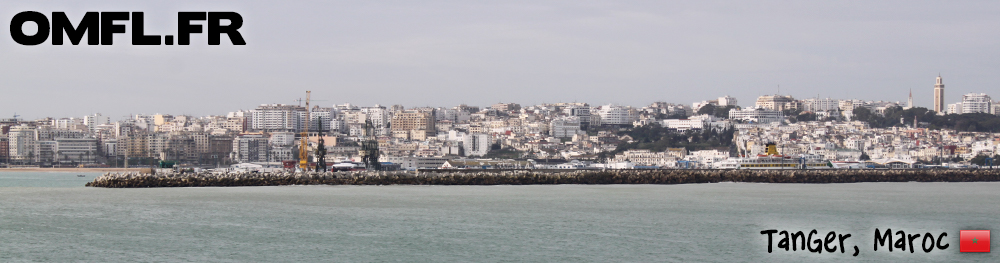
[960,230,990,252]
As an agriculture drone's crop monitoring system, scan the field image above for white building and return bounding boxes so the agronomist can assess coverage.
[249,104,305,132]
[269,132,296,146]
[83,113,110,132]
[801,98,840,112]
[947,103,962,115]
[611,149,675,167]
[661,119,704,131]
[384,156,450,170]
[52,118,84,130]
[8,124,36,163]
[717,96,738,107]
[693,96,739,112]
[232,133,270,163]
[462,133,490,157]
[550,116,583,138]
[563,105,591,129]
[595,104,636,125]
[309,107,336,133]
[961,93,992,114]
[360,105,391,128]
[728,107,784,124]
[54,137,98,164]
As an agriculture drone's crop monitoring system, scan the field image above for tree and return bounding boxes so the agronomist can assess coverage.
[969,154,995,166]
[859,151,871,161]
[796,112,816,122]
[697,104,716,116]
[715,105,738,118]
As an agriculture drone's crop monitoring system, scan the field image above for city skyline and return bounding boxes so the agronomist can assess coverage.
[4,1,1000,119]
[3,78,992,122]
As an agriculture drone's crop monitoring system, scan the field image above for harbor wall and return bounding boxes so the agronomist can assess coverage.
[85,169,1000,188]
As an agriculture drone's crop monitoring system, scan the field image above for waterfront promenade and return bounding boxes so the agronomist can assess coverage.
[86,169,1000,188]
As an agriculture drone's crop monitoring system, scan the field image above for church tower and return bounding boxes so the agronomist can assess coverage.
[907,89,913,109]
[933,75,945,114]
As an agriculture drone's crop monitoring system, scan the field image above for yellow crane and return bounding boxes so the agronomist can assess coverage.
[298,91,311,170]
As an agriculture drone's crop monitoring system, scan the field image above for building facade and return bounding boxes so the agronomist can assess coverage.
[249,104,306,132]
[961,93,992,114]
[933,75,945,114]
[755,95,799,111]
[391,110,436,141]
[728,107,784,124]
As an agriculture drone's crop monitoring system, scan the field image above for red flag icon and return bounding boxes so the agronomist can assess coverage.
[960,230,990,253]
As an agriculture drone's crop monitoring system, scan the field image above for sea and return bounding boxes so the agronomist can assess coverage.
[1,171,997,262]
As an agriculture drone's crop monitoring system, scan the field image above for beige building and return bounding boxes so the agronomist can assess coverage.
[391,110,436,141]
[755,95,799,111]
[933,75,945,114]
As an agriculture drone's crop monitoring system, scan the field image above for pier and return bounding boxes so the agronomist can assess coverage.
[85,169,1000,188]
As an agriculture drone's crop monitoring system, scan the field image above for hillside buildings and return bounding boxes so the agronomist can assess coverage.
[1,74,997,169]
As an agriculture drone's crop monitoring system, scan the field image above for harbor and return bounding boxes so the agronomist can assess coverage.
[86,168,1000,188]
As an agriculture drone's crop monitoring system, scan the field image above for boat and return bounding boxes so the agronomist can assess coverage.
[717,143,833,169]
[77,174,86,177]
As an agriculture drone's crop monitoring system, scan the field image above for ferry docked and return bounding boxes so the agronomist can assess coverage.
[717,143,833,169]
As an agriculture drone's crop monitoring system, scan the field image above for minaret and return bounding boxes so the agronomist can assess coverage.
[933,75,945,113]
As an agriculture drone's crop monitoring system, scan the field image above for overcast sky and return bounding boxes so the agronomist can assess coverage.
[2,0,998,120]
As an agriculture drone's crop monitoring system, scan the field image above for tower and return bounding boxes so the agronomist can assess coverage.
[933,75,945,114]
[907,89,913,109]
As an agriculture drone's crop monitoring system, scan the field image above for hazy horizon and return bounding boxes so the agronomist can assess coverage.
[2,1,999,120]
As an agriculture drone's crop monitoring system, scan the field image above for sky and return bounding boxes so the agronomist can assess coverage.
[2,0,999,120]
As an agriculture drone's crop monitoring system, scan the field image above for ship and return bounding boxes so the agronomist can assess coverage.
[717,142,833,169]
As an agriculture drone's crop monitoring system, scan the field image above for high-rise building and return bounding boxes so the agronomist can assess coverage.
[232,133,270,163]
[961,93,992,114]
[8,124,36,163]
[563,105,591,130]
[249,104,305,132]
[390,110,436,141]
[462,133,490,157]
[83,113,110,132]
[933,75,945,114]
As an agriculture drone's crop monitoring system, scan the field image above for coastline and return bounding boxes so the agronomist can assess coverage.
[86,169,1000,188]
[0,167,147,173]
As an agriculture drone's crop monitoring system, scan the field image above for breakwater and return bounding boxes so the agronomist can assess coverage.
[85,169,1000,188]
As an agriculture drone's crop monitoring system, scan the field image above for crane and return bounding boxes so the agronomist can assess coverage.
[298,91,311,170]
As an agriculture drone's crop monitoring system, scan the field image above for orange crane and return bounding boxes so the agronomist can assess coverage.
[298,91,311,170]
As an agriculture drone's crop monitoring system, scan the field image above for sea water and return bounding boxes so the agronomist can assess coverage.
[1,171,997,262]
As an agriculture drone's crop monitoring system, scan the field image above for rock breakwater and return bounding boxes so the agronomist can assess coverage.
[85,169,1000,188]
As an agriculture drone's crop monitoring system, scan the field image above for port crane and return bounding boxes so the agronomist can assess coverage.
[298,91,311,170]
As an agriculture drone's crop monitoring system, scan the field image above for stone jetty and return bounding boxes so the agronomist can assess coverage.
[85,169,1000,188]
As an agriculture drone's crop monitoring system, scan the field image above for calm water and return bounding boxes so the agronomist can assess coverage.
[1,172,997,262]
